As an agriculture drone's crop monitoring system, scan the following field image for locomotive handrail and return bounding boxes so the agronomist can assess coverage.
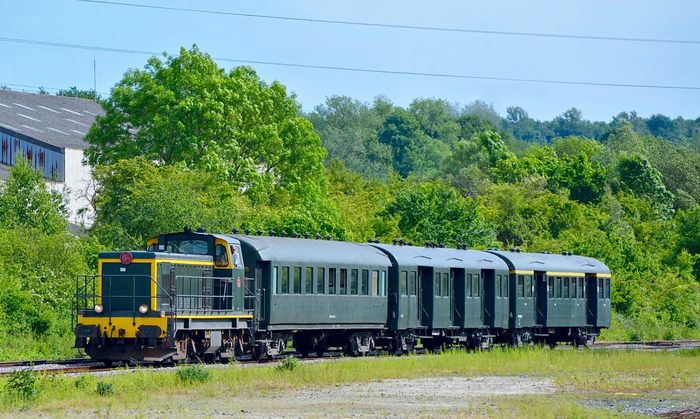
[73,274,175,343]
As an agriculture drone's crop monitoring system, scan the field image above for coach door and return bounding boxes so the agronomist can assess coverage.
[535,272,546,327]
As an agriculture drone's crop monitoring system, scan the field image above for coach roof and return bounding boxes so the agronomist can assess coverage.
[230,235,392,267]
[371,243,508,270]
[486,250,611,274]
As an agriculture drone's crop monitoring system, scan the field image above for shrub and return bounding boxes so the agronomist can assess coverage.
[96,381,114,396]
[176,365,211,384]
[5,369,39,401]
[275,356,299,372]
[74,376,88,389]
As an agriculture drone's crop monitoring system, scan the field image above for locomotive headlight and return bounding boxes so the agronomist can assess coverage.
[93,304,104,314]
[138,304,149,314]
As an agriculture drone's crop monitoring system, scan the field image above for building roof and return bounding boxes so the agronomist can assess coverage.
[486,250,611,275]
[231,235,392,268]
[371,243,509,271]
[0,89,104,150]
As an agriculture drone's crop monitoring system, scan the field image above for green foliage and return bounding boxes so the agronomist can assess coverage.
[0,157,66,234]
[617,154,674,216]
[56,87,100,101]
[275,356,299,372]
[95,381,114,396]
[85,46,327,202]
[176,365,212,384]
[4,369,38,401]
[382,179,495,247]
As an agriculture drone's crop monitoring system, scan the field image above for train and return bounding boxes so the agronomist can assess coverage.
[73,229,611,363]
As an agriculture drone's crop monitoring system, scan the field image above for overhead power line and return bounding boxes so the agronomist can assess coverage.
[76,0,700,46]
[1,36,699,91]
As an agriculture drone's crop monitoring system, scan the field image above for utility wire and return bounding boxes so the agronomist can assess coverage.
[1,36,699,91]
[75,0,700,46]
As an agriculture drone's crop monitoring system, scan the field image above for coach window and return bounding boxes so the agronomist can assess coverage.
[350,269,359,295]
[317,267,325,294]
[525,276,532,298]
[563,277,570,298]
[371,270,379,296]
[442,272,449,297]
[361,270,370,295]
[214,244,229,267]
[340,269,348,295]
[548,277,554,298]
[408,271,417,296]
[280,267,290,294]
[495,275,501,298]
[572,277,578,298]
[272,267,279,295]
[474,274,481,297]
[504,275,509,297]
[305,267,313,294]
[328,268,336,294]
[466,274,473,297]
[400,271,408,296]
[598,278,604,299]
[380,271,387,296]
[556,277,562,298]
[293,267,302,294]
[580,278,585,298]
[605,278,611,299]
[517,275,525,297]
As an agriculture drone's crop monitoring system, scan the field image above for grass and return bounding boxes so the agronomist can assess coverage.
[0,347,696,415]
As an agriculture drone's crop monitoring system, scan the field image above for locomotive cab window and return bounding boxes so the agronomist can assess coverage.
[214,244,229,267]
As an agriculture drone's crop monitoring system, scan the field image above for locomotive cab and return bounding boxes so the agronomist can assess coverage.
[73,231,253,363]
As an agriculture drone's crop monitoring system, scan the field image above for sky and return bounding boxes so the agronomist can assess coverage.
[1,0,698,121]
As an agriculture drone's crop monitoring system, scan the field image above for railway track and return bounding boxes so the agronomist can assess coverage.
[0,339,697,377]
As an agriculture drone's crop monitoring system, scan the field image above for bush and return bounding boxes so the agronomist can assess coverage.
[5,369,39,401]
[96,381,114,396]
[275,356,299,372]
[176,365,211,384]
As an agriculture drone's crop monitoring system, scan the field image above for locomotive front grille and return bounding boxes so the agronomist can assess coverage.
[100,262,153,312]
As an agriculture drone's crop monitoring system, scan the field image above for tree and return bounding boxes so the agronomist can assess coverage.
[382,179,495,247]
[617,154,674,216]
[85,46,326,202]
[308,95,391,179]
[56,87,100,101]
[378,109,447,178]
[0,157,66,234]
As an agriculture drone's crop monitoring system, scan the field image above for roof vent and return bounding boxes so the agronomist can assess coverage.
[244,228,251,235]
[231,228,238,234]
[280,230,287,237]
[269,230,276,236]
[326,234,332,240]
[196,227,206,233]
[315,233,321,240]
[256,229,262,236]
[184,226,192,233]
[292,232,300,238]
[407,242,413,246]
[303,232,310,239]
[392,238,398,245]
[399,239,405,246]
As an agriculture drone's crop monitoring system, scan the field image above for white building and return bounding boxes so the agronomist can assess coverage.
[0,89,103,226]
